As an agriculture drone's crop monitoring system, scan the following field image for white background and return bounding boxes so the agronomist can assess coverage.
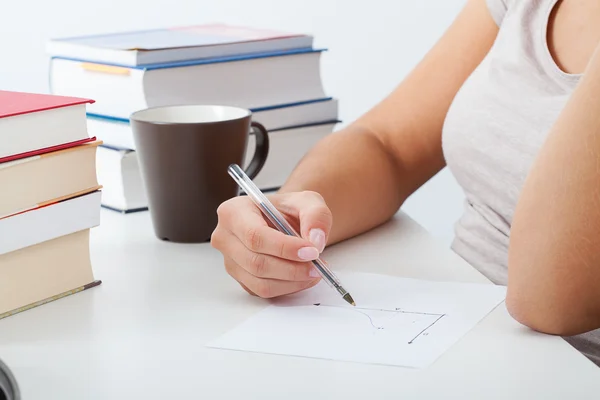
[0,0,467,244]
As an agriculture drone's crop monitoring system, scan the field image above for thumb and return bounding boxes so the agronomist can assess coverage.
[277,191,332,253]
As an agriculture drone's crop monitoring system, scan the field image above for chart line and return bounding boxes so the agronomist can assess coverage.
[313,303,443,317]
[313,303,446,340]
[408,314,446,344]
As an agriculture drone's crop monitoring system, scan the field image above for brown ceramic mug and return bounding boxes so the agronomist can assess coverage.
[0,357,20,400]
[130,105,269,243]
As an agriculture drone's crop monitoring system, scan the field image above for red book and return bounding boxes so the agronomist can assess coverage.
[0,90,96,163]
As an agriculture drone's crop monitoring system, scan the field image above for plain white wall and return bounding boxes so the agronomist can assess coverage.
[0,0,467,245]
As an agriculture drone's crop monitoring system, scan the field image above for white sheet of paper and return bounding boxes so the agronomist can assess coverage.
[207,272,506,369]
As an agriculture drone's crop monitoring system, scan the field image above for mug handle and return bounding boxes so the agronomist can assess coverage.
[244,121,270,180]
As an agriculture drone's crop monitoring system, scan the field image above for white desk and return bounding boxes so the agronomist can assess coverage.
[0,209,599,399]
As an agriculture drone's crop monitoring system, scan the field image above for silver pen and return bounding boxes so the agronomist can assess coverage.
[227,164,356,306]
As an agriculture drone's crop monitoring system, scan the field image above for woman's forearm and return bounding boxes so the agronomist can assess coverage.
[279,0,499,246]
[508,46,600,335]
[278,125,410,245]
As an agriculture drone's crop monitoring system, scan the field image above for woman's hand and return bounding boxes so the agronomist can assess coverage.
[211,191,332,298]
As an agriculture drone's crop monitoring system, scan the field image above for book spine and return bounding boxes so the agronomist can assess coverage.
[0,280,102,320]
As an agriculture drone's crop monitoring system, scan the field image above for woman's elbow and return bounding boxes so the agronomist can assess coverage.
[506,286,600,337]
[506,293,572,336]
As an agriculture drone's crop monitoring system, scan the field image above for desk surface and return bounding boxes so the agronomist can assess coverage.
[0,209,599,399]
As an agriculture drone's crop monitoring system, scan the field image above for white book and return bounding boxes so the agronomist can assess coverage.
[49,50,326,120]
[0,191,101,256]
[96,147,147,213]
[0,90,92,162]
[87,99,339,150]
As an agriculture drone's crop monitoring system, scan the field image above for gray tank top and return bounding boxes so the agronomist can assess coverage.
[442,0,600,366]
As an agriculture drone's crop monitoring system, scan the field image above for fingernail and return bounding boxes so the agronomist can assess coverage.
[309,229,326,252]
[309,268,321,278]
[298,247,319,261]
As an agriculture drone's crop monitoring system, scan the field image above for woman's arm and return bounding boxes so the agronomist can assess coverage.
[508,46,600,336]
[279,0,500,245]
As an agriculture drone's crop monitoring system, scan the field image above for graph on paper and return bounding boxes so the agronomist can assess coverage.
[207,272,506,369]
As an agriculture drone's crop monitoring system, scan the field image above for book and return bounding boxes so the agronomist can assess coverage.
[49,49,327,119]
[0,229,99,316]
[0,89,101,321]
[96,146,147,213]
[0,190,102,256]
[96,122,337,212]
[86,98,339,150]
[0,90,95,163]
[245,123,337,190]
[0,141,100,219]
[46,23,314,67]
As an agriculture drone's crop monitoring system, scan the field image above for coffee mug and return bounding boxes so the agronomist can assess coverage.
[0,357,20,400]
[130,105,269,243]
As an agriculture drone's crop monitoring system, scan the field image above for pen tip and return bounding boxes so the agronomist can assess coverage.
[343,293,356,307]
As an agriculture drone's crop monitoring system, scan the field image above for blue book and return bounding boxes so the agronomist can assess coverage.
[46,23,314,67]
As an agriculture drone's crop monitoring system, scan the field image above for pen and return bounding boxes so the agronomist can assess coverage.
[227,164,356,306]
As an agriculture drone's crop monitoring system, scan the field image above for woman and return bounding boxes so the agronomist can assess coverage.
[211,0,600,366]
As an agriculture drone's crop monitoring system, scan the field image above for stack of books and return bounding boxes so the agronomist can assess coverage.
[46,23,339,213]
[0,90,102,319]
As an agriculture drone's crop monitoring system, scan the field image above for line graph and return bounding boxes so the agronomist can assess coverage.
[313,303,446,344]
[208,272,508,369]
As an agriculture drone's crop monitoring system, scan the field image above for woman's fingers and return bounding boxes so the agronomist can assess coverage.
[212,192,332,300]
[217,197,320,262]
[217,229,320,281]
[223,256,320,299]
